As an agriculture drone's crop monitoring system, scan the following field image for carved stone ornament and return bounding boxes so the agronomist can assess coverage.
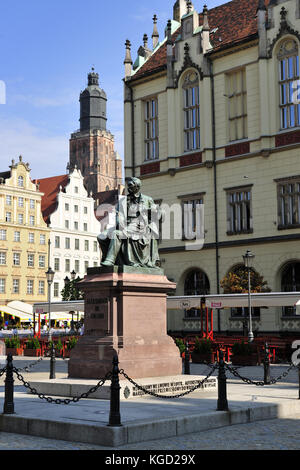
[268,7,300,58]
[174,42,203,88]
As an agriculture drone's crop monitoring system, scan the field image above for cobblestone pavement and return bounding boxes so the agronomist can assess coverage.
[0,413,300,450]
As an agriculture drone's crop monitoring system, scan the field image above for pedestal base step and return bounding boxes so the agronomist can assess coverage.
[28,375,217,401]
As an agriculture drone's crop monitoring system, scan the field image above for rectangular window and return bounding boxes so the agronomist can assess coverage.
[18,197,24,207]
[5,195,12,206]
[29,215,35,226]
[0,229,6,240]
[54,282,59,298]
[54,258,60,271]
[38,280,45,295]
[84,240,89,251]
[6,212,11,223]
[144,98,159,160]
[84,207,88,214]
[27,280,34,294]
[65,237,70,249]
[0,278,5,294]
[65,203,69,211]
[55,236,60,248]
[39,255,46,268]
[74,221,78,230]
[74,205,78,213]
[13,252,20,266]
[12,279,19,294]
[75,259,80,272]
[277,178,300,228]
[85,261,89,273]
[93,241,98,252]
[65,259,70,272]
[14,231,20,242]
[0,252,6,265]
[28,253,34,267]
[227,68,248,141]
[75,239,80,250]
[65,220,69,229]
[40,234,46,245]
[226,187,252,235]
[180,195,204,240]
[183,83,201,152]
[18,213,24,225]
[83,223,88,232]
[29,233,34,243]
[30,199,35,209]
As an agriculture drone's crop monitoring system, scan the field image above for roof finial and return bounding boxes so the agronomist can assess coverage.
[124,39,133,79]
[152,14,159,49]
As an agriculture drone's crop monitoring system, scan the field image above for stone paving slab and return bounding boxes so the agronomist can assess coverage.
[0,357,299,448]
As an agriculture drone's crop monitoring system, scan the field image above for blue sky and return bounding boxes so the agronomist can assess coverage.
[0,0,225,179]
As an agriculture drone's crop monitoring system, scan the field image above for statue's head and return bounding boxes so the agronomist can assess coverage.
[127,177,141,195]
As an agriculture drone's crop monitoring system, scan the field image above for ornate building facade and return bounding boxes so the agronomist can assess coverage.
[123,0,300,335]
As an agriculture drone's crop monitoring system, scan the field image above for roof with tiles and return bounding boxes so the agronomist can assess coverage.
[131,0,270,81]
[34,174,69,223]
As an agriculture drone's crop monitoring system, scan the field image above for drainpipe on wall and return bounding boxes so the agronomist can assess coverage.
[209,57,221,332]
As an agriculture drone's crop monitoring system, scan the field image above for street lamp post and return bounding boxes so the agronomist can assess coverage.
[46,267,55,341]
[243,250,255,343]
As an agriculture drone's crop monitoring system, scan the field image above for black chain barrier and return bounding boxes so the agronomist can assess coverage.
[118,364,218,399]
[12,367,112,404]
[15,357,44,373]
[225,362,297,386]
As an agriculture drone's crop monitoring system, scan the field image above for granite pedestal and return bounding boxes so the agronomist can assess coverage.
[68,266,182,379]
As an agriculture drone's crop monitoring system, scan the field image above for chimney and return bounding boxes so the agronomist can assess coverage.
[152,14,159,49]
[124,39,133,79]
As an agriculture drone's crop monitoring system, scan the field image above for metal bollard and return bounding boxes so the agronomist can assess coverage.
[184,341,190,375]
[298,364,300,400]
[49,343,56,380]
[108,355,122,427]
[3,353,15,414]
[217,350,229,411]
[264,342,271,385]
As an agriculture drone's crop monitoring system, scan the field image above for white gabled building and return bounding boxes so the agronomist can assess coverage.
[35,168,101,301]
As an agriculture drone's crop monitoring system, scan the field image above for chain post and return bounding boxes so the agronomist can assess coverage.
[108,355,122,427]
[49,342,56,380]
[3,353,15,414]
[184,341,190,375]
[264,342,271,385]
[217,350,229,411]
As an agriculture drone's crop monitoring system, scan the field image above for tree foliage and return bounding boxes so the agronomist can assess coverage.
[61,277,84,301]
[220,266,271,294]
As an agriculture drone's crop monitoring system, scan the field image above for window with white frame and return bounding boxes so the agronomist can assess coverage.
[0,229,6,240]
[277,176,300,228]
[5,195,12,206]
[14,231,20,242]
[13,252,20,266]
[0,252,6,265]
[65,237,70,249]
[144,97,159,160]
[278,39,300,129]
[0,278,5,294]
[75,259,80,272]
[39,255,46,268]
[40,234,46,245]
[18,197,24,207]
[27,280,34,294]
[18,176,24,187]
[6,212,11,223]
[12,279,19,294]
[65,259,70,272]
[179,194,204,240]
[30,199,35,209]
[18,213,24,225]
[55,236,60,248]
[227,68,247,141]
[38,280,45,295]
[54,258,60,271]
[54,282,59,298]
[226,186,252,235]
[29,215,35,226]
[183,70,200,152]
[29,233,34,243]
[28,253,34,267]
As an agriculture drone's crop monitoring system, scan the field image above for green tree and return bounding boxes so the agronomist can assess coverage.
[220,265,271,294]
[61,276,84,301]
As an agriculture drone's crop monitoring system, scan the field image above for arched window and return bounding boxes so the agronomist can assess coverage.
[18,175,24,187]
[182,70,200,152]
[184,269,209,318]
[281,262,300,316]
[278,39,300,129]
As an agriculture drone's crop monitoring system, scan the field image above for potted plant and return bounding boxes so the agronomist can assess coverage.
[55,338,64,357]
[24,337,42,357]
[64,336,78,357]
[230,341,259,366]
[191,337,215,364]
[4,335,23,356]
[174,338,186,357]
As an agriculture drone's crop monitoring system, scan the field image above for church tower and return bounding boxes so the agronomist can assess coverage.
[69,69,123,198]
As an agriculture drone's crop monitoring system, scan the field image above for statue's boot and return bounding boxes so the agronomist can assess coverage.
[101,259,115,267]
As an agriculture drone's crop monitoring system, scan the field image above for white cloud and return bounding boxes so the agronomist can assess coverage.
[0,118,69,179]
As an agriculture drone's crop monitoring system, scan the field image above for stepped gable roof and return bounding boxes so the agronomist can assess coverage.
[132,0,269,81]
[34,174,69,223]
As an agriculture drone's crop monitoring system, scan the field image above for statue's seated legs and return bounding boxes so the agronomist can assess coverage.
[97,230,123,266]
